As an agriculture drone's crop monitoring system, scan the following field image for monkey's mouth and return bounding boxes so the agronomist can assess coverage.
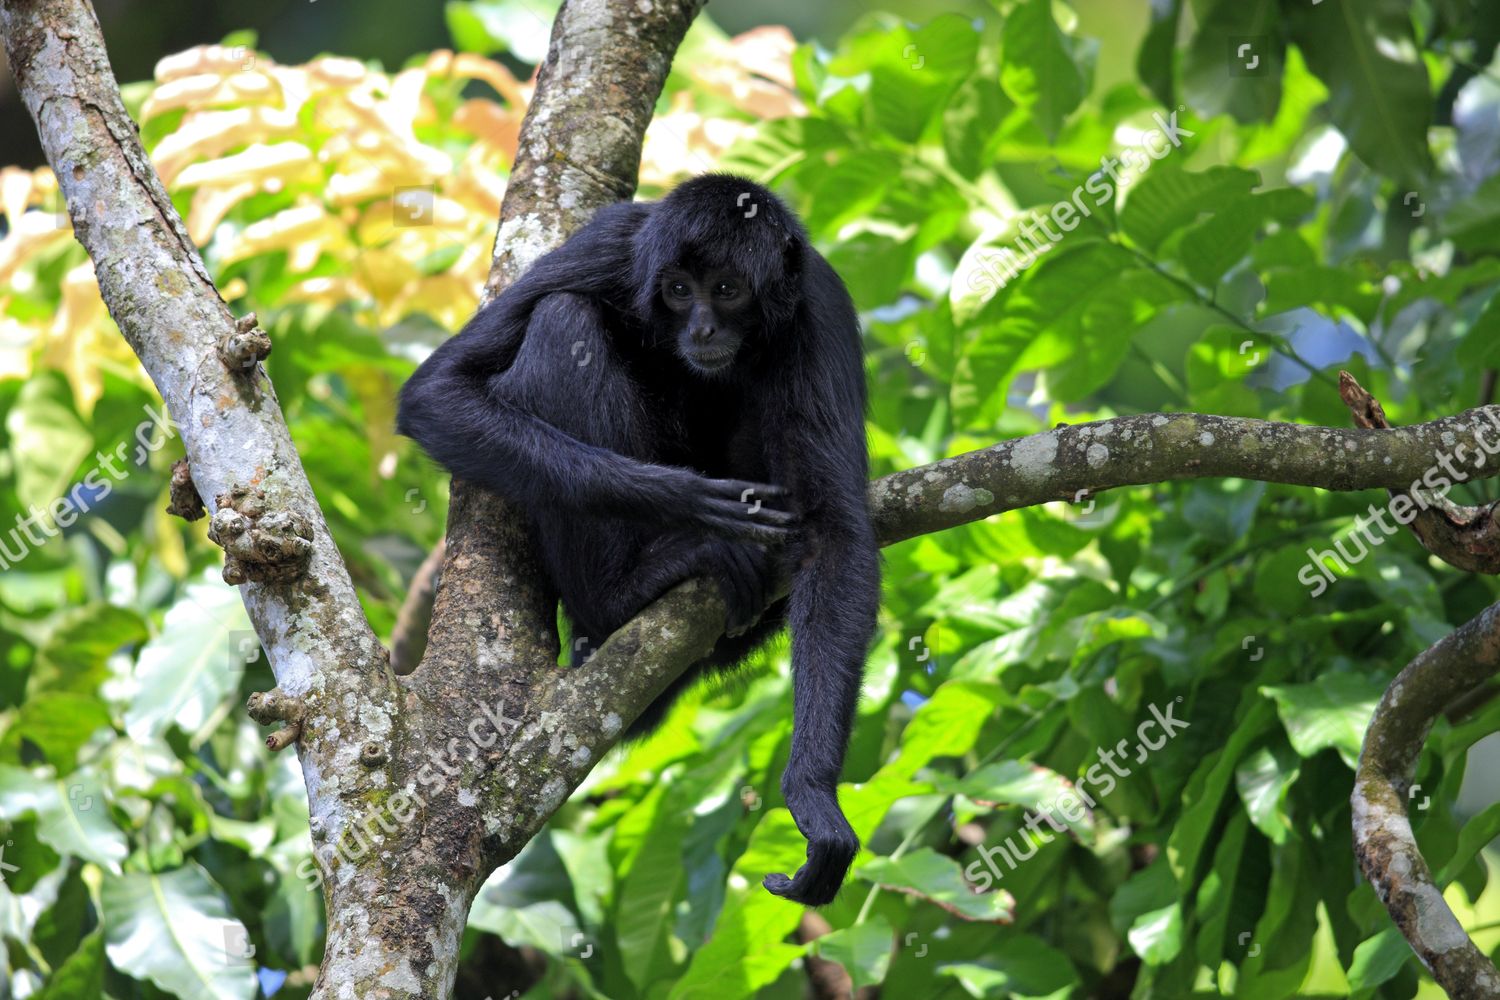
[684,349,737,374]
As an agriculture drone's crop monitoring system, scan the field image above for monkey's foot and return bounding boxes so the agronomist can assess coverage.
[208,485,314,585]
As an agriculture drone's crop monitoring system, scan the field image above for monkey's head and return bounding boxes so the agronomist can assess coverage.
[633,173,808,375]
[657,264,755,375]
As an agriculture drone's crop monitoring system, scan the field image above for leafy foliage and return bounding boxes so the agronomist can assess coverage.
[2,1,1500,997]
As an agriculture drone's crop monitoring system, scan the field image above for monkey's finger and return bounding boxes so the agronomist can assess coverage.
[704,479,792,507]
[701,497,799,526]
[698,513,794,545]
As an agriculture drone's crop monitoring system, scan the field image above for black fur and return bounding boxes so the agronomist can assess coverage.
[397,174,879,906]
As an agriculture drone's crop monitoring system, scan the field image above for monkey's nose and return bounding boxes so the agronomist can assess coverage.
[691,326,716,344]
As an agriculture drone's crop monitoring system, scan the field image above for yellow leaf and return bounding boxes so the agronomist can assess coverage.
[174,142,317,190]
[152,106,298,185]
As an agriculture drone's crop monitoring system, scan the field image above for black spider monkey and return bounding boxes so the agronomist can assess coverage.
[396,173,879,906]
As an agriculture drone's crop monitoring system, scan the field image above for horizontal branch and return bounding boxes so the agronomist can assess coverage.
[531,404,1500,815]
[873,407,1500,545]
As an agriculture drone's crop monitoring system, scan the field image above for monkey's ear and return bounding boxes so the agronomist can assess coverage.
[781,233,804,278]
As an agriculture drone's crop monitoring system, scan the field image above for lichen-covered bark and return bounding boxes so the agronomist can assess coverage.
[1,0,406,979]
[574,405,1500,745]
[3,0,420,994]
[1354,600,1500,998]
[872,407,1500,545]
[419,0,708,873]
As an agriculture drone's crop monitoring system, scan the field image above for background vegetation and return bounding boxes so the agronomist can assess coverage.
[2,0,1499,997]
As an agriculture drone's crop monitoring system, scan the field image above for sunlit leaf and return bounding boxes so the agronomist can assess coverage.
[101,864,256,1000]
[858,849,1015,922]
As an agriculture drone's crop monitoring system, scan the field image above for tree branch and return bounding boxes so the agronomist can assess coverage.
[0,0,384,683]
[1353,599,1500,998]
[390,539,444,674]
[0,0,402,935]
[1338,371,1500,574]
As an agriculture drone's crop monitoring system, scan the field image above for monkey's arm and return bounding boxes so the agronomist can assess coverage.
[763,254,880,906]
[398,223,796,541]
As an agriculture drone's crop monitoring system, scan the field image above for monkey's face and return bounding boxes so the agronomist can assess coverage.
[659,266,755,376]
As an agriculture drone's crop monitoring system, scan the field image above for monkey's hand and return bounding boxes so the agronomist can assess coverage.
[677,477,798,545]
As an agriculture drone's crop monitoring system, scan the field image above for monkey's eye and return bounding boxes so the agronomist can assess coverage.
[667,281,691,299]
[713,281,739,298]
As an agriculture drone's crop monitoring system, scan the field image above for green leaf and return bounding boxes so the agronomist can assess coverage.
[1261,673,1384,768]
[934,760,1095,841]
[1129,902,1184,965]
[1434,801,1500,885]
[1287,0,1432,182]
[8,691,113,768]
[895,680,1006,776]
[1261,265,1382,324]
[444,0,559,63]
[1194,811,1259,968]
[1001,0,1086,140]
[101,865,256,1000]
[1136,0,1181,108]
[5,374,91,516]
[1119,166,1261,253]
[811,916,894,989]
[1175,188,1315,287]
[1181,0,1284,123]
[857,848,1015,922]
[1346,926,1412,991]
[0,765,126,871]
[125,574,252,746]
[468,835,583,957]
[1027,264,1183,401]
[616,790,692,988]
[35,604,148,694]
[1167,700,1275,887]
[1234,843,1319,992]
[667,811,807,1000]
[937,935,1079,999]
[34,927,105,1000]
[869,15,979,141]
[1234,739,1300,845]
[1442,173,1500,253]
[943,69,1013,178]
[804,152,902,234]
[1457,293,1500,368]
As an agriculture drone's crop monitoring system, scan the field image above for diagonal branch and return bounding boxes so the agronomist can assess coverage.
[0,0,393,849]
[1354,599,1500,998]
